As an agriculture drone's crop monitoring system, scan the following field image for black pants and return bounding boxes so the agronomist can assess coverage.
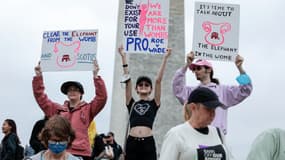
[125,135,157,160]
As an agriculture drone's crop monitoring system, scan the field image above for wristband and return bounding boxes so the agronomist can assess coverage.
[120,74,131,83]
[236,74,251,85]
[122,64,128,68]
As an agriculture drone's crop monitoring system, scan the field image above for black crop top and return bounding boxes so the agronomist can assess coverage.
[127,97,159,129]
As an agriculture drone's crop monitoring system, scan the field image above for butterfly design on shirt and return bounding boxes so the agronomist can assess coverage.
[134,103,150,116]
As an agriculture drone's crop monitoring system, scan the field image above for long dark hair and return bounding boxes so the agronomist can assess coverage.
[4,119,21,144]
[208,68,219,85]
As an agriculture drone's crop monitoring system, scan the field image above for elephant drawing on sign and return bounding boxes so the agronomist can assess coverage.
[53,41,81,68]
[211,32,219,40]
[202,21,231,46]
[62,54,71,62]
[139,0,150,36]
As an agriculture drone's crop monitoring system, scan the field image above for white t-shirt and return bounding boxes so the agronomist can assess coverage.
[159,122,234,160]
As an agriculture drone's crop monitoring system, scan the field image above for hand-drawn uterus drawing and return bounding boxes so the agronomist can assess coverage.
[53,41,81,68]
[202,21,231,46]
[139,0,150,36]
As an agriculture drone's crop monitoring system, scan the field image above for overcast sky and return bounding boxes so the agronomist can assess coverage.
[0,0,284,159]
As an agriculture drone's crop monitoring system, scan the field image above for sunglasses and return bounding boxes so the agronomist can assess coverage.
[138,82,151,87]
[192,66,203,71]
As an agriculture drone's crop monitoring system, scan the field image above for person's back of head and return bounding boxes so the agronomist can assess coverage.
[29,116,48,154]
[247,128,285,160]
[91,133,106,158]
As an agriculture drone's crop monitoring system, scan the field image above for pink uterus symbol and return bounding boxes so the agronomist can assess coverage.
[202,21,231,46]
[53,41,81,68]
[139,0,150,36]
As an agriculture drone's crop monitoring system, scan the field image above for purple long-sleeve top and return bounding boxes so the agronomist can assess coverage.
[172,67,253,135]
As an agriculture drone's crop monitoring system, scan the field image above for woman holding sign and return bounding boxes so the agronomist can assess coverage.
[32,60,107,160]
[118,46,171,160]
[172,52,252,135]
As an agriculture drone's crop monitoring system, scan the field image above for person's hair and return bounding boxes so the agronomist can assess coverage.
[108,132,114,137]
[39,115,75,148]
[135,76,153,89]
[4,119,20,144]
[183,103,191,121]
[206,67,219,85]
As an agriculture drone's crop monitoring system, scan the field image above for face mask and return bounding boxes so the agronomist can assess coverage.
[48,141,68,154]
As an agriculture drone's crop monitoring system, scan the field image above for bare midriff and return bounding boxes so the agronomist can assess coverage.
[129,126,153,137]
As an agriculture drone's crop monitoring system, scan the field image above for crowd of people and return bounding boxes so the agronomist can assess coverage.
[5,46,285,160]
[0,115,123,160]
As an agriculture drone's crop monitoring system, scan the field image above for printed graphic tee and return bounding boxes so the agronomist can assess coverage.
[159,122,234,160]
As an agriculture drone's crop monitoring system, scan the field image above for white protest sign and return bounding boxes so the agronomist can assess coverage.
[192,2,240,61]
[41,30,98,71]
[123,0,169,54]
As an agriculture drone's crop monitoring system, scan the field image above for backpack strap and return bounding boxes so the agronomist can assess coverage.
[216,127,223,144]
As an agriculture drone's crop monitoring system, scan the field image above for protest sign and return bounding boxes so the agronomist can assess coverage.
[123,0,169,54]
[192,2,240,61]
[41,30,98,71]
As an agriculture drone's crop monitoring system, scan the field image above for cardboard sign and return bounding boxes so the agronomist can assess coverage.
[192,2,240,61]
[41,30,98,71]
[123,0,169,54]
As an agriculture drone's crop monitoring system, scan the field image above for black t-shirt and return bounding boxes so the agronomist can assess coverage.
[127,98,159,129]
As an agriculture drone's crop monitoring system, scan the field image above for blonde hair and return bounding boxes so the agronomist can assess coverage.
[183,103,192,121]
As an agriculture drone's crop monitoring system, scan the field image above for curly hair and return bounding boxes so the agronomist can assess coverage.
[39,115,75,148]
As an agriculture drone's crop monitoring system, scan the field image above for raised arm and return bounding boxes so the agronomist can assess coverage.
[154,48,171,105]
[89,60,108,118]
[235,54,252,86]
[118,46,132,105]
[172,51,194,104]
[93,59,100,78]
[35,61,42,77]
[235,54,246,74]
[221,55,252,107]
[32,62,62,117]
[184,51,194,71]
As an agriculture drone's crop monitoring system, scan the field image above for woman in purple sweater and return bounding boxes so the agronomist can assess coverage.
[172,51,252,135]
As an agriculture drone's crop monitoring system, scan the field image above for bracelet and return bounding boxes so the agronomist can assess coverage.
[122,64,128,68]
